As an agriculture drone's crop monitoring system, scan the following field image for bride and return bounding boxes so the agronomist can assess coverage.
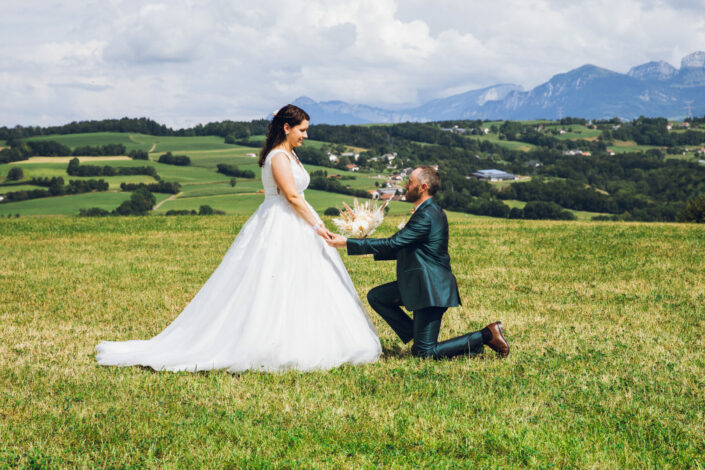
[96,104,382,372]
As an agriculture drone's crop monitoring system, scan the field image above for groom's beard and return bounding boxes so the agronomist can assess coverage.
[405,187,420,203]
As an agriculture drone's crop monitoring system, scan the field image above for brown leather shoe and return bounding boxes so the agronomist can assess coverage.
[485,321,509,358]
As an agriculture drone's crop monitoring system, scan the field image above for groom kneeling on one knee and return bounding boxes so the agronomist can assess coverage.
[327,166,510,359]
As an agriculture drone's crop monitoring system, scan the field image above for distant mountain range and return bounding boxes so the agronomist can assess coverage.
[294,51,705,124]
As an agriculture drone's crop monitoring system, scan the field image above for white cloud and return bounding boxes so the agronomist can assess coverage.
[0,0,703,126]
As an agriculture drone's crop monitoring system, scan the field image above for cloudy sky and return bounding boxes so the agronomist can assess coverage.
[1,0,704,127]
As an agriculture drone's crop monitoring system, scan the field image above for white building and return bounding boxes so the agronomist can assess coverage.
[471,169,516,181]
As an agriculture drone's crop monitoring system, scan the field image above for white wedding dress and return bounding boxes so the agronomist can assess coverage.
[95,149,381,372]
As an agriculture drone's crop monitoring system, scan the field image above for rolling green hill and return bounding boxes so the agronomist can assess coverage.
[4,118,704,222]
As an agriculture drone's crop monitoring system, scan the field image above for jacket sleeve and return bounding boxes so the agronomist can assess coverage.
[346,210,432,259]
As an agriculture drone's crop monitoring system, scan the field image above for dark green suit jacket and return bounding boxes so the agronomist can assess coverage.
[347,198,461,311]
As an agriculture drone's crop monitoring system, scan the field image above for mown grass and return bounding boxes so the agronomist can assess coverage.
[1,215,703,468]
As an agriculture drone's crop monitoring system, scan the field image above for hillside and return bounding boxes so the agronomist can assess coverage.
[2,117,705,222]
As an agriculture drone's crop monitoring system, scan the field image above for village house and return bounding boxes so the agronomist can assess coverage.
[562,149,590,156]
[370,187,399,200]
[344,164,359,172]
[440,125,466,134]
[245,152,257,158]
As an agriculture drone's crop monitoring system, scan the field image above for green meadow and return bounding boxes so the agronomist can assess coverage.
[1,131,392,219]
[1,215,703,468]
[25,133,244,154]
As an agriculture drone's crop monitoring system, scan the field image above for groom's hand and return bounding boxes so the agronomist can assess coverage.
[326,233,348,248]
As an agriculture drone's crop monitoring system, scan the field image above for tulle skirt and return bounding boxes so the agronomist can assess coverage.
[95,195,381,372]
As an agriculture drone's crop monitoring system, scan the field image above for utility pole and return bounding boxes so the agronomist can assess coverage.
[685,101,694,120]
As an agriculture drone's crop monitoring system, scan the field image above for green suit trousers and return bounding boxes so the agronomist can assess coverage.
[368,281,484,359]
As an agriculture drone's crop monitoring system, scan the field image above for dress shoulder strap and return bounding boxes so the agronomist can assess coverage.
[267,149,302,168]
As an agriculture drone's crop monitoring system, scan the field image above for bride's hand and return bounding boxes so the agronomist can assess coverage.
[315,225,334,241]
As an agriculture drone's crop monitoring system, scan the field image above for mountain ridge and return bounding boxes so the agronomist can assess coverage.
[295,51,705,124]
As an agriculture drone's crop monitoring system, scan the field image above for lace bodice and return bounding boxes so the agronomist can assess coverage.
[261,149,310,197]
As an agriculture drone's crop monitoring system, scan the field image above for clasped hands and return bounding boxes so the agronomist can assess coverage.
[315,225,347,248]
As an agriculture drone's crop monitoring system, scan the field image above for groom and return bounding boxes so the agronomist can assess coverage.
[327,166,510,359]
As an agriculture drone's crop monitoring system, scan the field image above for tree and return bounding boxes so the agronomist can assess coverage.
[324,207,340,216]
[678,194,705,223]
[229,178,237,187]
[6,167,24,181]
[198,205,214,215]
[129,150,149,160]
[67,157,80,175]
[114,188,156,215]
[522,201,575,220]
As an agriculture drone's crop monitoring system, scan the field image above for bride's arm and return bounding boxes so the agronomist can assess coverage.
[271,152,333,239]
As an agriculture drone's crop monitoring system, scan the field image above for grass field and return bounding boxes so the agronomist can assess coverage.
[1,216,703,468]
[502,200,609,221]
[608,140,662,154]
[26,133,241,155]
[545,124,602,141]
[0,191,172,217]
[155,189,416,217]
[469,134,538,152]
[0,151,398,217]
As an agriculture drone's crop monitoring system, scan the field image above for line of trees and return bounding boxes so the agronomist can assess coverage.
[0,117,269,142]
[158,152,191,166]
[165,205,225,216]
[308,170,371,198]
[216,163,255,178]
[119,181,181,194]
[79,187,155,217]
[67,158,157,177]
[1,140,130,163]
[1,179,109,203]
[603,117,705,146]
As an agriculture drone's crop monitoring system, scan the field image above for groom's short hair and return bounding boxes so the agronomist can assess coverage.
[415,166,441,195]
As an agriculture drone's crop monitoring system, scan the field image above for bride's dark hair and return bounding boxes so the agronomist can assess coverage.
[259,104,310,167]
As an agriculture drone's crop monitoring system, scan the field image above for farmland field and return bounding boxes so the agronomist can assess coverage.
[0,191,170,217]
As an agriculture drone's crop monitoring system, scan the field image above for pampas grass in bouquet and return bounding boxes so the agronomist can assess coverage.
[332,198,388,238]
